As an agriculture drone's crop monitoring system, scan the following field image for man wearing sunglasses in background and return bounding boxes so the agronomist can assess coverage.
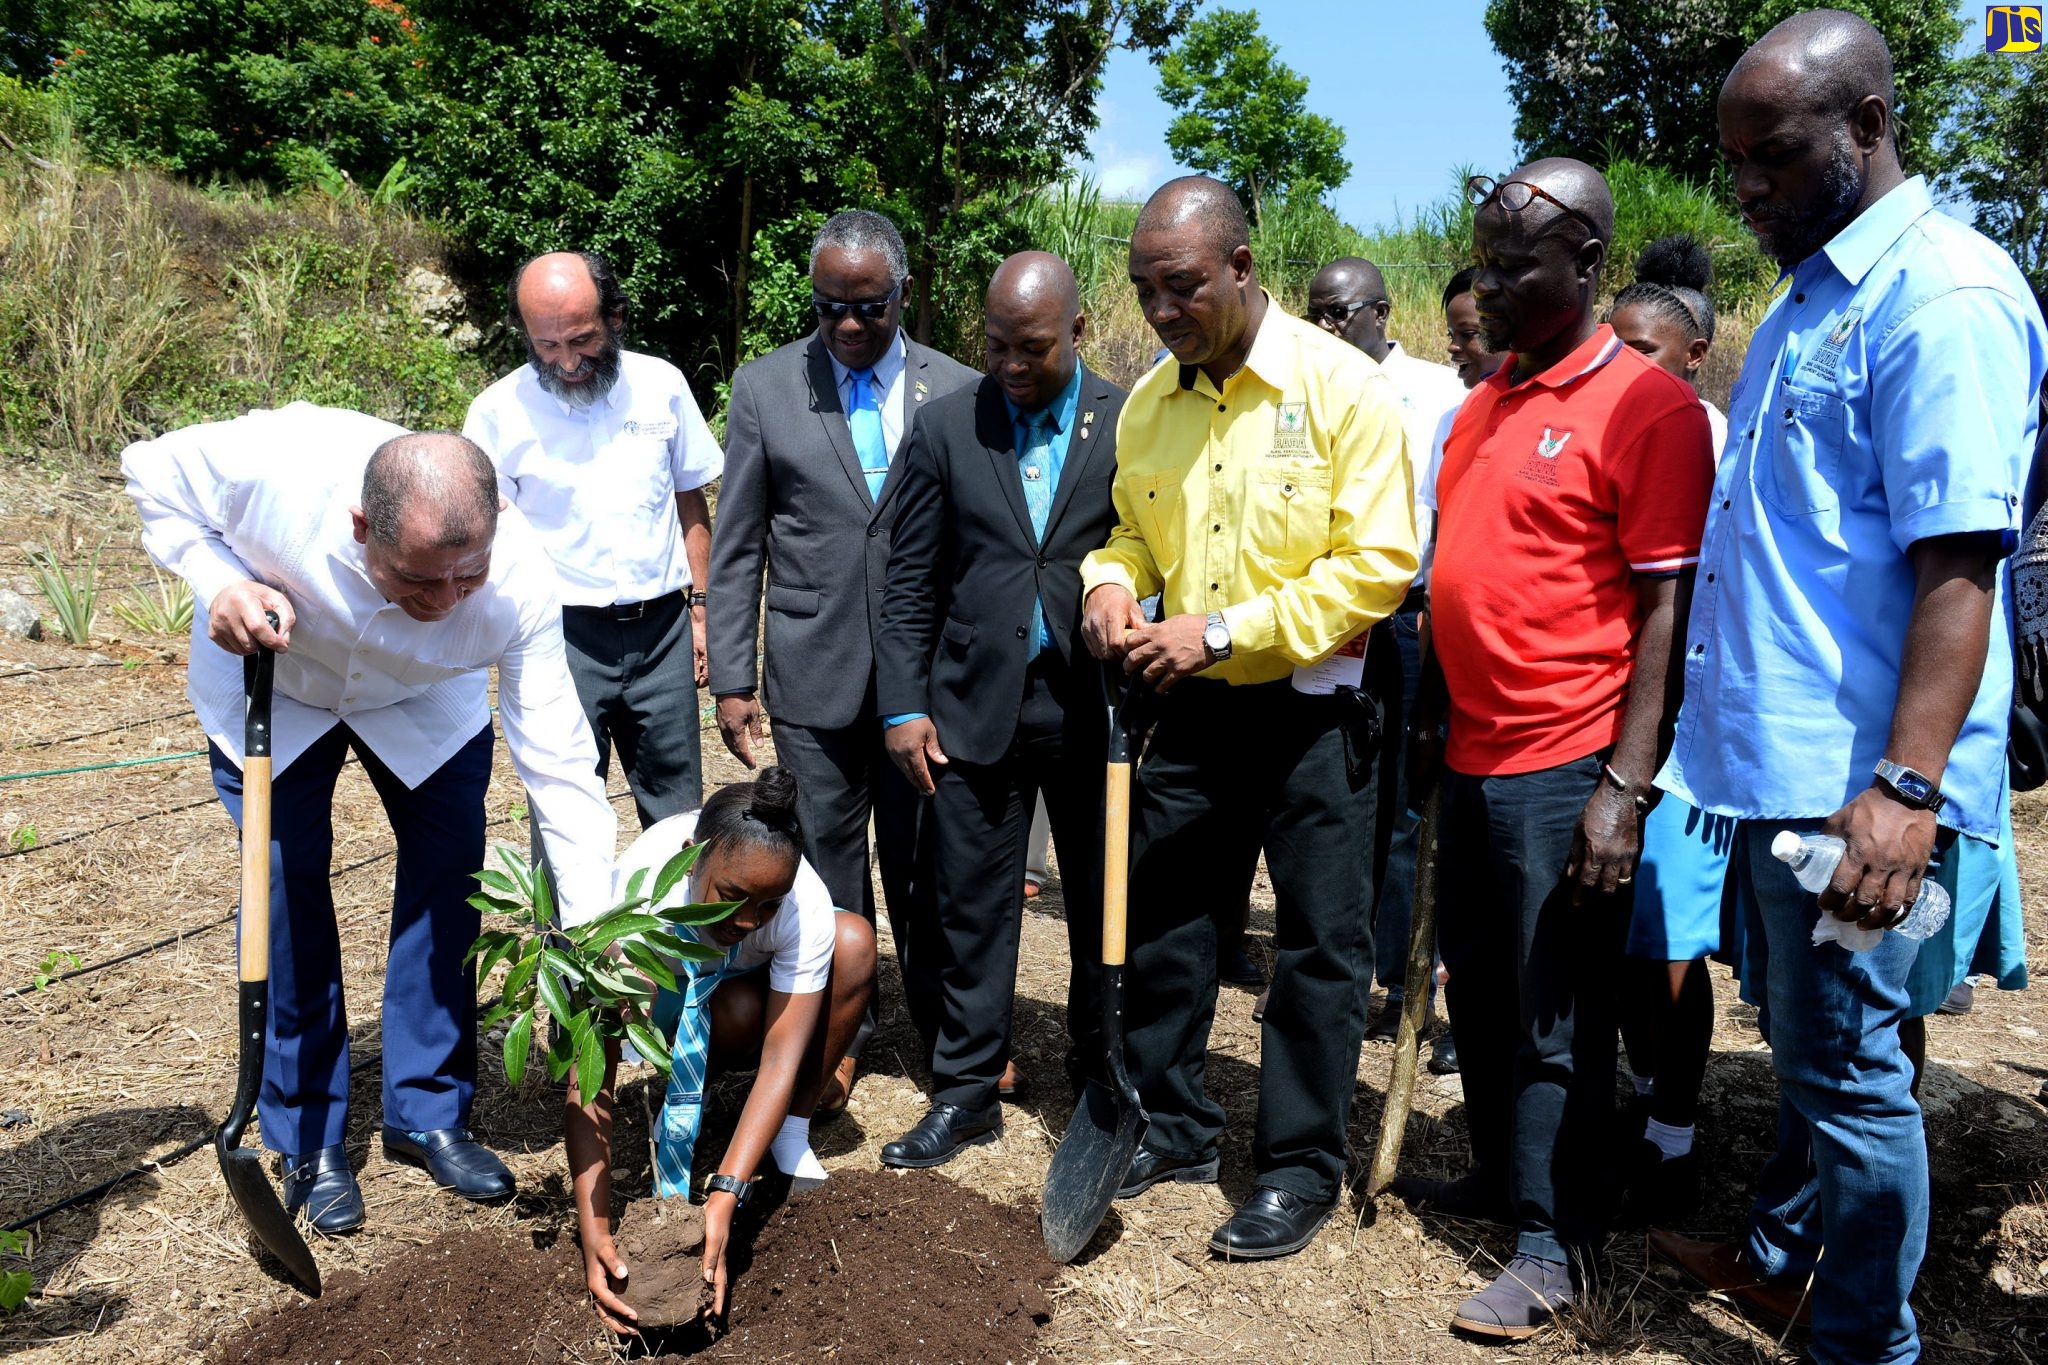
[707,209,978,1109]
[1306,257,1466,1050]
[1394,159,1713,1341]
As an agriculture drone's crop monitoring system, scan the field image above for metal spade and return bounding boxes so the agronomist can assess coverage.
[215,627,320,1295]
[1041,669,1148,1264]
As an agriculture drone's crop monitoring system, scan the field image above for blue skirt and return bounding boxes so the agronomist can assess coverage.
[1627,797,1739,961]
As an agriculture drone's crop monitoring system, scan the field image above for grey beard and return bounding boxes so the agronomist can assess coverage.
[529,336,623,408]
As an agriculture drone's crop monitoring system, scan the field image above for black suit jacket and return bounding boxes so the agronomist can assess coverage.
[707,332,980,731]
[877,367,1126,766]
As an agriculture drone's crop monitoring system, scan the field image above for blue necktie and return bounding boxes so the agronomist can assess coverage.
[848,367,890,500]
[1019,409,1055,653]
[652,940,739,1198]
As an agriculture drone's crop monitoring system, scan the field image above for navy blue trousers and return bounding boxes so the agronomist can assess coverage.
[209,722,494,1155]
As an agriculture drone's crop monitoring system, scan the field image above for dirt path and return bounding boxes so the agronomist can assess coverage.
[2,477,2045,1362]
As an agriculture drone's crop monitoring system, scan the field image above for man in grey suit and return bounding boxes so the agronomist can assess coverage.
[707,209,979,1108]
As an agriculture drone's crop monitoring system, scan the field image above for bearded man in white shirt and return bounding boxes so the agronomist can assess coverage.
[465,252,722,827]
[125,409,618,1234]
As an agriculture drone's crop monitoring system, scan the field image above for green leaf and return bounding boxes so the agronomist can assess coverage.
[535,961,572,1023]
[501,952,541,1005]
[580,913,665,952]
[463,928,515,965]
[619,940,680,992]
[623,1011,672,1078]
[546,1025,575,1082]
[474,868,521,898]
[495,844,535,898]
[539,947,586,989]
[573,1018,607,1106]
[624,866,649,901]
[649,843,703,905]
[466,891,523,916]
[531,862,557,925]
[658,898,743,928]
[0,1267,31,1313]
[503,1009,533,1088]
[671,940,724,964]
[479,1000,513,1031]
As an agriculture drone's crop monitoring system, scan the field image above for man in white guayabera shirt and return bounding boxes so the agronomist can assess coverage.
[124,404,617,1235]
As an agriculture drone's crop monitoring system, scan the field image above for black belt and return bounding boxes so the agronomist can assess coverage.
[1399,584,1428,615]
[564,588,683,621]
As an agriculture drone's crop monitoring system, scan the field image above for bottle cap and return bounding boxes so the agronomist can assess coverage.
[1770,830,1803,862]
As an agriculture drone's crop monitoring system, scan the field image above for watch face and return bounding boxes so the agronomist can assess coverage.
[1896,770,1933,802]
[1205,624,1229,650]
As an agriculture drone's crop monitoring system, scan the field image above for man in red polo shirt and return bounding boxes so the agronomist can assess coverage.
[1393,158,1713,1341]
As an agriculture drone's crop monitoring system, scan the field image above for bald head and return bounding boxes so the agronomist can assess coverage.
[1133,176,1251,266]
[507,250,630,406]
[985,251,1085,411]
[1728,9,1895,126]
[1469,158,1614,372]
[988,251,1081,321]
[1308,257,1393,360]
[361,433,500,550]
[1486,157,1615,245]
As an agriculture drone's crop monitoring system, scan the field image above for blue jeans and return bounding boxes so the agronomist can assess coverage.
[1733,820,1925,1365]
[210,723,494,1154]
[1373,608,1435,1002]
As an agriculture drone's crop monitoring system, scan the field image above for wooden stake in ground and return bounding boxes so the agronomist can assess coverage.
[1366,782,1441,1195]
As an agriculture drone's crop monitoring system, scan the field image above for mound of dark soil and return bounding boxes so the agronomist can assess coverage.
[208,1169,1055,1364]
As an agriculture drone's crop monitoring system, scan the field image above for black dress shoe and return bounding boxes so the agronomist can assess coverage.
[1115,1145,1220,1199]
[879,1103,1001,1169]
[1427,1031,1461,1075]
[1208,1187,1335,1260]
[382,1125,514,1201]
[282,1145,364,1234]
[1364,998,1402,1042]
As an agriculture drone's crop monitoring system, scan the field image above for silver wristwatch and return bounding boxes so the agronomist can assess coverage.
[1203,611,1232,662]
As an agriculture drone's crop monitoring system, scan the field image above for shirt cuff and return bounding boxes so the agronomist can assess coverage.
[1080,561,1142,599]
[1891,495,2022,556]
[883,712,928,727]
[1219,596,1278,657]
[180,541,258,610]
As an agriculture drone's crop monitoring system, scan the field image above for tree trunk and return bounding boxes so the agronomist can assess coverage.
[733,172,755,363]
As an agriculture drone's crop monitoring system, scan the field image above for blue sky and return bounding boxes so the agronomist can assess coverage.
[1079,0,1988,232]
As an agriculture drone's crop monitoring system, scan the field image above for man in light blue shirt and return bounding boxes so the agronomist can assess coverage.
[1648,14,2048,1364]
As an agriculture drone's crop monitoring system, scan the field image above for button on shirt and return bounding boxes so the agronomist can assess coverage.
[124,403,620,922]
[1660,177,2048,841]
[1080,298,1417,685]
[1431,327,1714,777]
[463,350,722,608]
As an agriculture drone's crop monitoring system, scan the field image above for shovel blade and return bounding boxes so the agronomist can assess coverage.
[217,1140,320,1296]
[1040,1079,1146,1264]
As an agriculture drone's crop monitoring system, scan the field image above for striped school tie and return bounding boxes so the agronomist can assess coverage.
[652,941,739,1199]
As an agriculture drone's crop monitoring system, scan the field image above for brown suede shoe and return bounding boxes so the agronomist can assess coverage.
[816,1055,858,1121]
[1647,1229,1814,1327]
[998,1060,1025,1102]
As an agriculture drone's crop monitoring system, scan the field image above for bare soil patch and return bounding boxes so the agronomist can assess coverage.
[612,1199,709,1329]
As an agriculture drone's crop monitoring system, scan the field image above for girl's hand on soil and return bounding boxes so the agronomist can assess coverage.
[703,1189,737,1317]
[581,1229,639,1335]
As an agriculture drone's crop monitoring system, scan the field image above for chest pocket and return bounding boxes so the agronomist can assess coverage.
[1757,382,1845,518]
[1246,465,1333,569]
[1128,469,1186,550]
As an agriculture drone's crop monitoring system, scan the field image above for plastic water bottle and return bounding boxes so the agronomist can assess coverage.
[1770,830,1952,950]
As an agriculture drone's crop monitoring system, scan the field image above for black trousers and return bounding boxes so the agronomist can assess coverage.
[773,695,937,1050]
[927,654,1105,1110]
[1124,676,1382,1204]
[1436,752,1626,1265]
[561,590,702,825]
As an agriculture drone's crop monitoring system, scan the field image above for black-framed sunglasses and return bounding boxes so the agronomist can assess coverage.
[1306,298,1387,326]
[1466,175,1603,238]
[812,279,904,322]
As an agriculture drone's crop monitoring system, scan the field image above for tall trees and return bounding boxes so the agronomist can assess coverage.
[1155,7,1347,224]
[1484,0,1967,183]
[844,0,1192,343]
[1942,52,2047,296]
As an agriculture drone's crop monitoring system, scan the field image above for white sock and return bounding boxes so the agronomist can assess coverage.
[1645,1118,1695,1161]
[1631,1073,1657,1097]
[770,1115,828,1192]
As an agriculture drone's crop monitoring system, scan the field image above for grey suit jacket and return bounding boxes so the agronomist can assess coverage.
[708,331,980,731]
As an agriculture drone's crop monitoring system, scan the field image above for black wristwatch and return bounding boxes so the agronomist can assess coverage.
[687,590,708,608]
[704,1172,753,1207]
[1873,759,1946,814]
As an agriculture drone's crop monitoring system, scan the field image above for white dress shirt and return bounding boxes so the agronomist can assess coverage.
[1703,399,1728,465]
[825,329,909,457]
[1378,341,1470,591]
[124,403,618,922]
[464,350,723,607]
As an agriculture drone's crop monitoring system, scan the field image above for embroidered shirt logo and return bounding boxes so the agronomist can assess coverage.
[1276,402,1307,434]
[1798,306,1862,380]
[623,417,678,440]
[1536,428,1572,459]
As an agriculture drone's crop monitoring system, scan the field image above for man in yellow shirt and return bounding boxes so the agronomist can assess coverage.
[1080,175,1417,1260]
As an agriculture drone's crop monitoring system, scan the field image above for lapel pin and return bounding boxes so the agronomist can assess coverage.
[1083,410,1096,425]
[914,379,929,402]
[1080,426,1090,440]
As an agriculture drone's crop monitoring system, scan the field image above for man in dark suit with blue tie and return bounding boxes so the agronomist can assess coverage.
[873,253,1128,1166]
[707,210,980,1108]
